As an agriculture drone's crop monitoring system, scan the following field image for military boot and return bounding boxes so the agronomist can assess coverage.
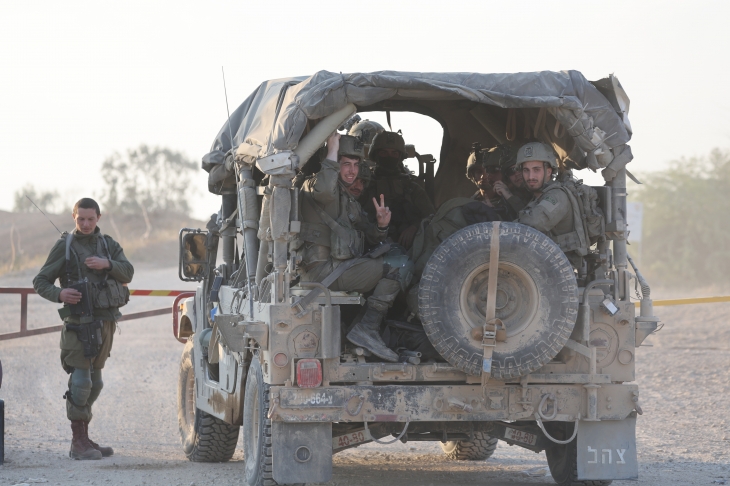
[346,305,399,362]
[69,420,102,460]
[84,421,114,457]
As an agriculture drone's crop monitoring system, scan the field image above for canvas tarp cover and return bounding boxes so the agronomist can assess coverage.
[202,70,632,193]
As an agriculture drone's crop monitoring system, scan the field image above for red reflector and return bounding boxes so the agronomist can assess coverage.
[296,359,322,388]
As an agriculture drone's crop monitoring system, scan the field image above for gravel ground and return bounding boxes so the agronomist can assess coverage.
[0,266,728,485]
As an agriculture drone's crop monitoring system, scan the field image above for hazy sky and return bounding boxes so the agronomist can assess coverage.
[1,1,728,219]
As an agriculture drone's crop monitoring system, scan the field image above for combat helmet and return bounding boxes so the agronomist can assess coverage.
[516,141,558,170]
[357,160,375,187]
[497,143,520,174]
[466,143,502,182]
[338,134,366,161]
[348,120,385,145]
[369,130,406,163]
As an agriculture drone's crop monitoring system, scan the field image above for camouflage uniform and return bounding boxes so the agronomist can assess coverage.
[33,228,133,423]
[467,145,523,221]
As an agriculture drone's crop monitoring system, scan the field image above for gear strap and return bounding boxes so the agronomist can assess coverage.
[482,221,505,386]
[303,195,360,258]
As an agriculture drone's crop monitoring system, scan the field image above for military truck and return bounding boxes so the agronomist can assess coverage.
[174,70,659,486]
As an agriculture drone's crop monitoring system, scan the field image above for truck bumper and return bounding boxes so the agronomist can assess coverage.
[269,382,639,424]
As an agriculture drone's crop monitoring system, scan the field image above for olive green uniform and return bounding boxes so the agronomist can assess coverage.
[518,180,582,265]
[298,159,398,310]
[361,168,435,244]
[33,228,134,421]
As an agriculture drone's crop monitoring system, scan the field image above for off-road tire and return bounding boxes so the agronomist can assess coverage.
[418,222,578,379]
[544,423,612,486]
[178,339,240,462]
[243,355,304,486]
[440,432,498,461]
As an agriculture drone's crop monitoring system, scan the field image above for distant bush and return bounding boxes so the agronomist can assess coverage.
[101,144,198,215]
[635,149,730,288]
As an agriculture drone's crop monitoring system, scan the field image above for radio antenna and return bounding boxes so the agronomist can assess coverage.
[222,66,234,146]
[26,195,63,235]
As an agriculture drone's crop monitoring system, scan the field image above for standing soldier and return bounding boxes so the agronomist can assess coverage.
[33,198,134,460]
[297,133,402,362]
[361,130,435,249]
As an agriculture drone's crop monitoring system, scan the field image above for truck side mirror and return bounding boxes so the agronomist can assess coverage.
[179,229,209,282]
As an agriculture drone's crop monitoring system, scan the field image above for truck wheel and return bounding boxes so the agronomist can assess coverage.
[243,355,304,486]
[440,432,498,461]
[178,339,240,462]
[545,423,612,486]
[419,222,578,379]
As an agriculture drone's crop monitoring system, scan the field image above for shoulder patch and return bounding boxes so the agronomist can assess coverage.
[543,194,558,205]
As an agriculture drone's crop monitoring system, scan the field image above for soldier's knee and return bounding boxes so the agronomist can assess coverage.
[69,368,93,405]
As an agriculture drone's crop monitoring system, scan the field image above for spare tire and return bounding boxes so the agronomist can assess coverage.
[418,222,578,379]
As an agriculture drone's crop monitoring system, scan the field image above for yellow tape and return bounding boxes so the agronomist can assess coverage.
[634,295,730,307]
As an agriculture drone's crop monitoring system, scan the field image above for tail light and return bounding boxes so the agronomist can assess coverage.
[296,359,322,388]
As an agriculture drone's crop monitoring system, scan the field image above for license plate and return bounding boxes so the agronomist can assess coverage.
[280,389,346,408]
[504,427,537,446]
[332,429,370,450]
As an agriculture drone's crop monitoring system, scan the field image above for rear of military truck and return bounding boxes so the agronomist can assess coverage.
[175,71,658,486]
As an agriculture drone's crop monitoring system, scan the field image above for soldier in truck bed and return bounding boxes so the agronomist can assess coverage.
[297,132,404,362]
[360,130,435,250]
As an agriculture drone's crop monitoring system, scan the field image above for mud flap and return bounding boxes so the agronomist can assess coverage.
[577,414,638,481]
[272,422,332,484]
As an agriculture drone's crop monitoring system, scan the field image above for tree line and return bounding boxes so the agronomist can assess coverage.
[13,144,198,216]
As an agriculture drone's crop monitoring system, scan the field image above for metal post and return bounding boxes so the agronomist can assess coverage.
[610,169,628,301]
[0,398,4,465]
[20,292,28,333]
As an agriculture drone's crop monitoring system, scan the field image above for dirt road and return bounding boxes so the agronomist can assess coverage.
[0,266,728,485]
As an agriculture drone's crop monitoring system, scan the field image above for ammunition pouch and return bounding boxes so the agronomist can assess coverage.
[553,231,588,256]
[91,278,130,309]
[331,229,364,261]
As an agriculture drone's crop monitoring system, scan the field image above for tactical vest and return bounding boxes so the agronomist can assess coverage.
[295,189,365,262]
[541,180,605,256]
[65,233,130,309]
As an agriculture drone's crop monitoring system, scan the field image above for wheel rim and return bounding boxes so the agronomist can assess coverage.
[459,261,539,338]
[184,367,195,434]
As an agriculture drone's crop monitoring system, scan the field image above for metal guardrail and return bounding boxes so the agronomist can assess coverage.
[0,288,191,341]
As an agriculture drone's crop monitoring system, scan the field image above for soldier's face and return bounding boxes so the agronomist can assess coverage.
[522,161,552,191]
[508,167,524,187]
[348,178,365,198]
[73,207,101,235]
[339,156,360,186]
[473,166,501,190]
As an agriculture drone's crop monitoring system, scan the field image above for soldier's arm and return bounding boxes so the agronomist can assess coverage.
[308,159,340,205]
[359,213,389,245]
[32,239,66,303]
[105,237,134,284]
[506,194,528,213]
[518,189,570,234]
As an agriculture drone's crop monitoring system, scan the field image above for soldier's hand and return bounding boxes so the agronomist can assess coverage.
[398,225,418,249]
[85,256,111,270]
[493,181,512,199]
[326,132,341,161]
[59,288,83,304]
[373,194,391,228]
